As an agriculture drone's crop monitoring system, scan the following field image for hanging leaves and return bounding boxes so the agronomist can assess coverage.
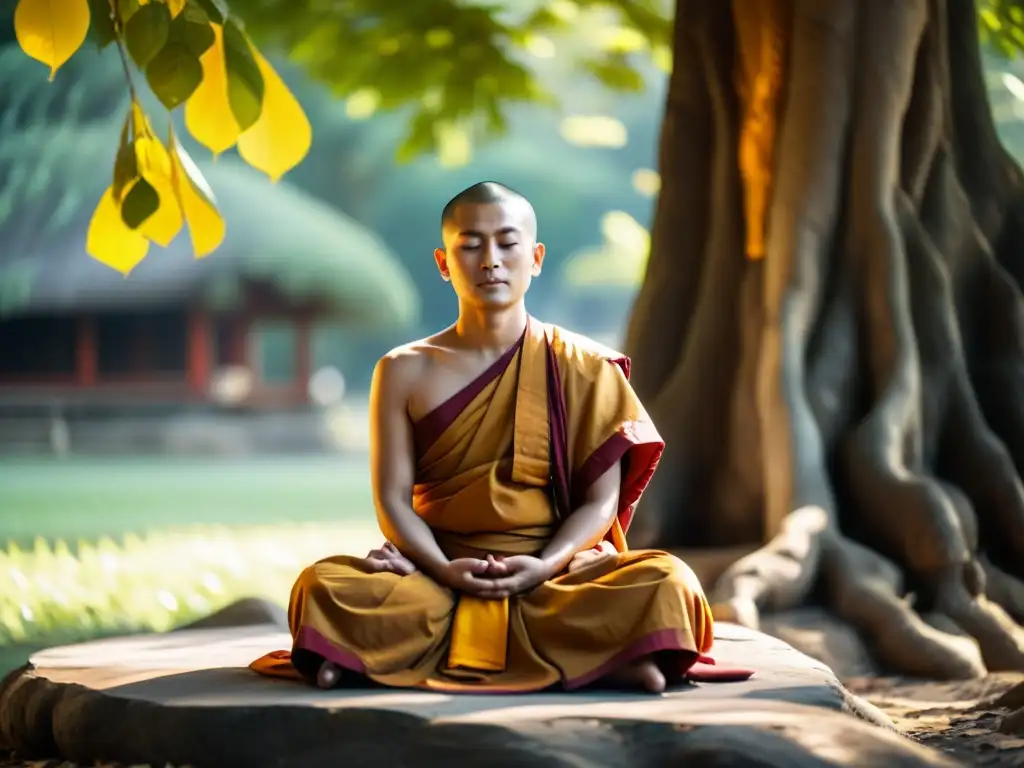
[13,0,313,275]
[237,46,312,181]
[185,23,241,155]
[86,187,151,275]
[221,18,265,131]
[13,0,92,80]
[124,2,171,68]
[170,127,226,258]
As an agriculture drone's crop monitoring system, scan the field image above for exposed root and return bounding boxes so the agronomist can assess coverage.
[709,505,830,627]
[822,533,986,679]
[980,557,1024,624]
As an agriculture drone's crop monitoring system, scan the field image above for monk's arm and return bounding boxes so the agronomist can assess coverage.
[538,460,622,577]
[369,355,451,581]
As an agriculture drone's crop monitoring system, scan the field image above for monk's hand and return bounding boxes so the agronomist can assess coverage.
[485,555,552,597]
[363,542,417,576]
[568,540,619,573]
[440,557,501,596]
[483,553,511,577]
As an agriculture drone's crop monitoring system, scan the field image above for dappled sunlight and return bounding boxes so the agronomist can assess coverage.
[631,167,661,197]
[1,522,382,646]
[559,115,628,148]
[563,210,650,288]
[345,87,381,119]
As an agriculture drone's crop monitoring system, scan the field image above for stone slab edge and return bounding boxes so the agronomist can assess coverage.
[0,663,958,768]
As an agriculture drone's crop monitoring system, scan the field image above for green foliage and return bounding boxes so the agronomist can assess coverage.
[121,177,160,227]
[223,17,266,129]
[86,0,117,47]
[145,34,204,108]
[173,3,216,57]
[980,0,1024,58]
[124,2,171,67]
[229,0,672,159]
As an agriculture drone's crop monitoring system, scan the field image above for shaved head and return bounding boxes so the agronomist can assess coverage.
[441,181,537,239]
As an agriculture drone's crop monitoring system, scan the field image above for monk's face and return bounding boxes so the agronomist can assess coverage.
[434,201,545,308]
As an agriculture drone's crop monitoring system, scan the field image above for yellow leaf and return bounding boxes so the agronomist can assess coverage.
[237,47,312,181]
[86,187,151,275]
[184,24,240,156]
[126,102,184,246]
[170,133,225,258]
[14,0,91,79]
[136,135,184,247]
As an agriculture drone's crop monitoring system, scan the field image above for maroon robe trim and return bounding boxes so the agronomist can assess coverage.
[545,346,665,537]
[412,328,526,455]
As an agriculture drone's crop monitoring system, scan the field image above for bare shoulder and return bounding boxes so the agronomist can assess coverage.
[374,340,433,396]
[541,322,629,374]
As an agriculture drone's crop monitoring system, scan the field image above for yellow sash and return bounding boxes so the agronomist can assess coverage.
[446,320,551,673]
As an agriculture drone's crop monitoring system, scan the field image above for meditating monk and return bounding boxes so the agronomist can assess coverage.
[250,182,737,693]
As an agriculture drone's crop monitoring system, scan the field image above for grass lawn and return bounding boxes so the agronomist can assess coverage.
[0,455,382,668]
[0,455,375,544]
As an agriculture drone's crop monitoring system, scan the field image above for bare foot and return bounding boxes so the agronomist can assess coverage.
[602,657,666,693]
[317,660,341,689]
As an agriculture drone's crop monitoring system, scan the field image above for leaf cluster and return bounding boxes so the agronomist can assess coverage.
[230,0,671,159]
[12,0,312,274]
[979,0,1024,58]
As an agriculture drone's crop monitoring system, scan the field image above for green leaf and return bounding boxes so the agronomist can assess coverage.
[112,145,138,200]
[395,112,437,164]
[116,0,141,26]
[121,178,159,229]
[145,42,203,109]
[124,2,171,68]
[222,18,265,131]
[192,0,227,24]
[86,0,116,48]
[171,1,216,58]
[113,115,137,200]
[580,54,646,92]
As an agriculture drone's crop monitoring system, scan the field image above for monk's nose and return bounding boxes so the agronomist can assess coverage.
[483,244,501,270]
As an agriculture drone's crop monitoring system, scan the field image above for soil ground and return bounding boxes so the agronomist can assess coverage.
[845,674,1024,766]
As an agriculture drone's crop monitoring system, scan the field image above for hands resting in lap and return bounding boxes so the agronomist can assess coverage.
[361,540,618,598]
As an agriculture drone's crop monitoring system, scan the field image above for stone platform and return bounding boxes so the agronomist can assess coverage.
[0,602,960,768]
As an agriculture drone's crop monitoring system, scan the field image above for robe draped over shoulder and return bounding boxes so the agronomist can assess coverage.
[250,318,731,692]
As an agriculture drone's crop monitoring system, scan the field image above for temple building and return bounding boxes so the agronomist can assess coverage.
[0,126,419,453]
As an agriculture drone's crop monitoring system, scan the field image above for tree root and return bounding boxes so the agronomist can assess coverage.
[628,0,1024,678]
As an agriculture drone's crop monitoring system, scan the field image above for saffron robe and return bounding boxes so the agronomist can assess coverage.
[250,319,728,692]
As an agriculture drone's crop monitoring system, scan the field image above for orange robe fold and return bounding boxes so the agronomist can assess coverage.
[250,318,731,692]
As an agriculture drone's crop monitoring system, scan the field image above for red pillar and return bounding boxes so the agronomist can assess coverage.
[75,316,97,387]
[187,307,212,397]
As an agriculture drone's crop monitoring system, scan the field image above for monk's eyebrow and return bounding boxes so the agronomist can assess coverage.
[458,227,521,239]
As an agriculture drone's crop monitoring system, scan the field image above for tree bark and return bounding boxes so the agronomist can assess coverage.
[629,0,1024,678]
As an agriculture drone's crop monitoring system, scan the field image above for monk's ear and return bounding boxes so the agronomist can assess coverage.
[530,242,545,276]
[434,247,451,282]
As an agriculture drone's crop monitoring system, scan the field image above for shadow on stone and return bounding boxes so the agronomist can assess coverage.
[176,597,289,632]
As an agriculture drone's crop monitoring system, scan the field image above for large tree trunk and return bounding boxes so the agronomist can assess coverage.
[627,0,1024,678]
